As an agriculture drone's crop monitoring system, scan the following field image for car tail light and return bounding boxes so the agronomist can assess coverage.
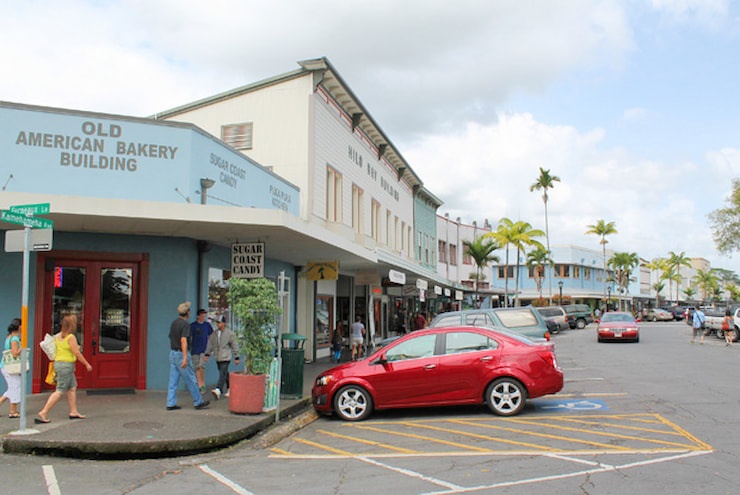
[537,348,558,369]
[544,331,550,341]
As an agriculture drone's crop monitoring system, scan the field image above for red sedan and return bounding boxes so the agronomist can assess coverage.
[312,326,563,421]
[597,311,640,343]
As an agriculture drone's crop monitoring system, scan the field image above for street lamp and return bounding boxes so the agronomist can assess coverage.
[558,280,563,306]
[607,285,612,312]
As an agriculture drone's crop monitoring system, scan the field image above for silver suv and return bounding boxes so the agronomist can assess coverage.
[429,307,550,340]
[535,307,569,334]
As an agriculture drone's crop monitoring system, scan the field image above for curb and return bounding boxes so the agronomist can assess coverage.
[2,398,314,459]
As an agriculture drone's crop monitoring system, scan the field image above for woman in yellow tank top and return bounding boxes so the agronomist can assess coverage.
[36,313,93,423]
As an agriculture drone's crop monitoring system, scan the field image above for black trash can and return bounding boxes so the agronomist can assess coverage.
[280,333,307,399]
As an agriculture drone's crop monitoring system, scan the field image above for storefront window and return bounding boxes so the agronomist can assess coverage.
[315,295,333,347]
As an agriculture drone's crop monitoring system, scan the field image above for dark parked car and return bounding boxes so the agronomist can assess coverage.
[312,325,564,420]
[429,307,551,340]
[661,306,686,321]
[562,304,594,329]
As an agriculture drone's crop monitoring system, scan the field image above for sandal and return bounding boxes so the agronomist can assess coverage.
[8,413,20,418]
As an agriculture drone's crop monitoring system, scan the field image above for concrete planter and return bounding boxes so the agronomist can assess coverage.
[228,372,266,414]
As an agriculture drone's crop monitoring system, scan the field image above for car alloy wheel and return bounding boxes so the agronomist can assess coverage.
[486,378,526,416]
[576,319,586,329]
[334,385,373,421]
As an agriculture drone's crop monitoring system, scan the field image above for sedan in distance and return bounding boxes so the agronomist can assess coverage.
[597,311,640,343]
[644,308,673,322]
[312,326,564,421]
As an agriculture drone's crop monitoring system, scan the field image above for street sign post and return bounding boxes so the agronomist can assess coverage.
[0,202,52,433]
[1,211,53,229]
[9,202,51,216]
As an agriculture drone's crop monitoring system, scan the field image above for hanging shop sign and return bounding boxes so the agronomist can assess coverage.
[231,242,264,279]
[306,261,339,281]
[388,269,406,285]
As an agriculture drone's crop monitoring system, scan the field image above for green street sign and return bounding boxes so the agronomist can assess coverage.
[9,202,51,216]
[1,210,54,229]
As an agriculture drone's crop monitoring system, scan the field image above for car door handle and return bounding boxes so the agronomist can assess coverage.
[480,356,493,362]
[424,364,437,370]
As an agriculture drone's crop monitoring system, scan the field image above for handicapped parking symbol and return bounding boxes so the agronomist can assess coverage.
[537,399,608,412]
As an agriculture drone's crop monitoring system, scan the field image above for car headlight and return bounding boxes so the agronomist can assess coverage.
[316,375,333,387]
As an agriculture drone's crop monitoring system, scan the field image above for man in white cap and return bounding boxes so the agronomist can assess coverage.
[166,301,210,410]
[204,315,240,399]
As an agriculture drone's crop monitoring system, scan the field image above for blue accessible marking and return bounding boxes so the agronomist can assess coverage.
[533,398,608,412]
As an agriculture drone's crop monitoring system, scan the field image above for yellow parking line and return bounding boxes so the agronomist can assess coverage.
[655,415,713,451]
[502,418,699,450]
[396,421,557,452]
[523,416,683,437]
[350,424,492,452]
[316,429,418,454]
[293,437,354,455]
[450,419,634,451]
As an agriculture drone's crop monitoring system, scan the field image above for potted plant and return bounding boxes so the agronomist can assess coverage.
[228,277,282,414]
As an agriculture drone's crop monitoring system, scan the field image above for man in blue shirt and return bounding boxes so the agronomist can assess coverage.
[691,308,706,344]
[190,309,213,394]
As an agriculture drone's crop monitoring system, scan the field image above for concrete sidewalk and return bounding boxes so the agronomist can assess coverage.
[0,358,336,459]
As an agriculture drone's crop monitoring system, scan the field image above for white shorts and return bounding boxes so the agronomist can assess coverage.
[350,337,363,347]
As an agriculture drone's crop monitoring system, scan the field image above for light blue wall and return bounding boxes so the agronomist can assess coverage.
[0,102,299,214]
[0,230,297,393]
[491,245,612,294]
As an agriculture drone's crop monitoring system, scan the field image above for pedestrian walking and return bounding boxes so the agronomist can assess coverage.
[0,318,22,418]
[722,309,734,346]
[190,308,213,394]
[331,321,344,363]
[166,302,210,410]
[350,316,365,361]
[692,308,707,344]
[204,315,239,399]
[36,313,92,423]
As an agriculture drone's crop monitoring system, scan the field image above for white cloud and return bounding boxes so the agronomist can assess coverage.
[623,107,647,121]
[403,112,739,271]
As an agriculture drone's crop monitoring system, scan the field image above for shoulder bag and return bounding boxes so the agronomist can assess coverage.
[2,348,28,375]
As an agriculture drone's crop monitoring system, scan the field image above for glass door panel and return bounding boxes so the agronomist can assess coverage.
[99,268,132,354]
[52,266,85,346]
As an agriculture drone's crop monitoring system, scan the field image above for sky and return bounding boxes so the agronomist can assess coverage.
[1,0,739,274]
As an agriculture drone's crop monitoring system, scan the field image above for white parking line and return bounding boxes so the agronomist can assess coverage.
[199,464,254,495]
[420,450,711,494]
[42,465,61,495]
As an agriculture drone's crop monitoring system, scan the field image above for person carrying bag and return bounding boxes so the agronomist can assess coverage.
[0,318,23,418]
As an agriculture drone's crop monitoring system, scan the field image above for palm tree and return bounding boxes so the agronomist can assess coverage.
[667,251,691,304]
[652,281,666,307]
[608,252,638,310]
[585,220,618,305]
[683,286,696,302]
[526,246,553,301]
[693,269,720,302]
[661,267,681,305]
[462,237,500,308]
[530,167,560,304]
[508,220,545,307]
[646,257,669,305]
[486,218,516,307]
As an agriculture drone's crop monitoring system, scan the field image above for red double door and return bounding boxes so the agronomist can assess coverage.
[35,252,147,391]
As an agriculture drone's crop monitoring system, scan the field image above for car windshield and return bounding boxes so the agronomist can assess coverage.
[601,313,635,323]
[496,309,539,328]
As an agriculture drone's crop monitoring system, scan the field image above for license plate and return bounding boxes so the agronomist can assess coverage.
[614,332,622,337]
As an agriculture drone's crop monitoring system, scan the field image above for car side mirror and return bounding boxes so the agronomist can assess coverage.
[372,354,388,365]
